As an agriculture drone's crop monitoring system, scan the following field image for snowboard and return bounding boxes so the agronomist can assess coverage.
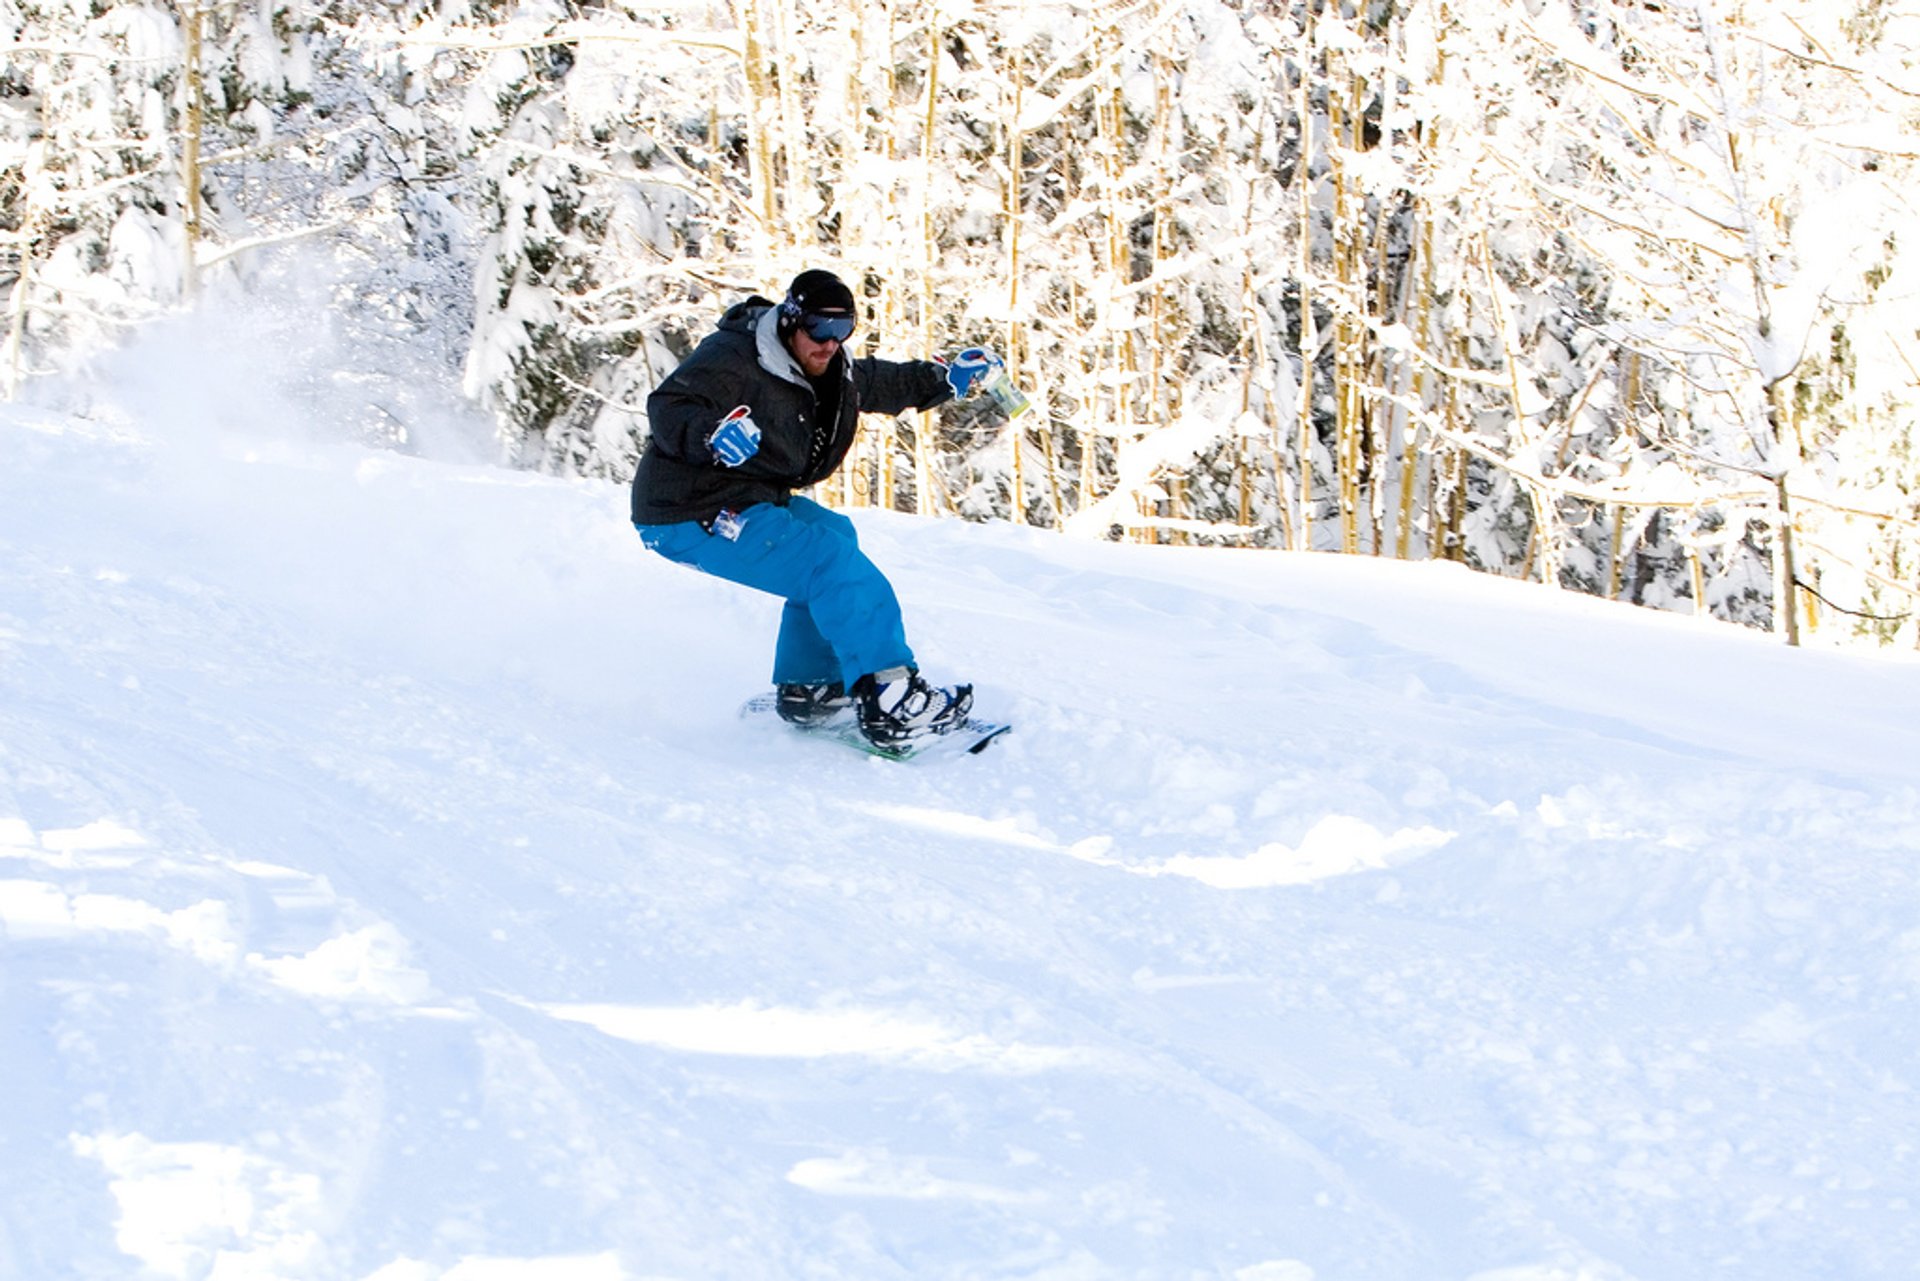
[739,693,1011,761]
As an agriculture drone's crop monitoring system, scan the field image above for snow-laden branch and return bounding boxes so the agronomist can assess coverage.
[194,220,352,270]
[1362,380,1774,512]
[1765,17,1920,106]
[364,16,742,61]
[1798,537,1920,605]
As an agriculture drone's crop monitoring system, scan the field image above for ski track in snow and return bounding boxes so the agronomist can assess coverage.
[4,391,1920,1280]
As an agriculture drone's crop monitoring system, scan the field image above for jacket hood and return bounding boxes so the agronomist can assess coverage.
[710,297,811,389]
[752,301,812,389]
[716,296,771,332]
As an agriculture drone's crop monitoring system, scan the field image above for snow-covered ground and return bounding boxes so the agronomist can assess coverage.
[4,302,1919,1281]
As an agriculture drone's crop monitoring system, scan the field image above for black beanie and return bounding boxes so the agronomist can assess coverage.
[784,269,856,317]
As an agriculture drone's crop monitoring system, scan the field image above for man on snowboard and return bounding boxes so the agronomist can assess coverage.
[631,268,1003,752]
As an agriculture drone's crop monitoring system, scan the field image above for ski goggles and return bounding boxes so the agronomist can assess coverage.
[798,312,856,343]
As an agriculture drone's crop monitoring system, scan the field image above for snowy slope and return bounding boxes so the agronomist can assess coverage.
[4,324,1920,1281]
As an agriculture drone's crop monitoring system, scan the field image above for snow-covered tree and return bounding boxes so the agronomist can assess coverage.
[1505,0,1920,641]
[3,2,189,392]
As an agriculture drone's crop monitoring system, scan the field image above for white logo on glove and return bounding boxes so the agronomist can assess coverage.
[708,405,761,467]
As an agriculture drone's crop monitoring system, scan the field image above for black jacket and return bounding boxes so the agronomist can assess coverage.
[631,298,952,525]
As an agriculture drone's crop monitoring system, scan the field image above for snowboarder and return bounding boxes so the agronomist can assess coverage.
[631,269,1007,752]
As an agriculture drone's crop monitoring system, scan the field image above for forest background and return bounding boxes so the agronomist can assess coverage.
[5,0,1918,648]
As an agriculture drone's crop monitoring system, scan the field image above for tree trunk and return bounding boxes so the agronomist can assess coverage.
[180,0,205,297]
[914,13,943,516]
[1294,7,1317,551]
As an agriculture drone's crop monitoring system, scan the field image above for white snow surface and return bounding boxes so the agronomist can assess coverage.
[4,307,1920,1281]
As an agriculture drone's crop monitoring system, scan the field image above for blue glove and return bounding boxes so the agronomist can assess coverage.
[942,347,1000,400]
[707,405,761,467]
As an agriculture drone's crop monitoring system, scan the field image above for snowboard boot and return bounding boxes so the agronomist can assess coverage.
[775,681,852,728]
[853,667,972,751]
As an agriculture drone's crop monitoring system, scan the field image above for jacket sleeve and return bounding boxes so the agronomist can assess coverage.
[852,356,953,417]
[646,355,751,464]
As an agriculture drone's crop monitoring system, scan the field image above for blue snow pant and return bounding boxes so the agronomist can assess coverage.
[637,497,914,690]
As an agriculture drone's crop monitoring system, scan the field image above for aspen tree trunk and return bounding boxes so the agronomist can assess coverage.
[1752,256,1806,646]
[1426,444,1444,558]
[1036,414,1064,528]
[1074,274,1098,513]
[1095,47,1139,533]
[733,0,783,248]
[913,13,942,517]
[1391,381,1422,559]
[1005,27,1028,525]
[878,430,895,512]
[1294,6,1318,552]
[1149,53,1178,542]
[853,12,898,512]
[1329,59,1360,555]
[1607,506,1628,599]
[1395,208,1435,560]
[1694,0,1803,643]
[1477,228,1558,585]
[1364,30,1403,559]
[846,11,867,160]
[1368,199,1396,557]
[1234,202,1256,534]
[1006,83,1062,535]
[1342,69,1370,555]
[876,0,904,485]
[1402,0,1458,562]
[1773,442,1803,647]
[4,141,46,401]
[180,0,204,298]
[876,288,910,515]
[1444,447,1468,562]
[1235,126,1264,534]
[829,13,857,513]
[1434,372,1467,562]
[771,0,811,249]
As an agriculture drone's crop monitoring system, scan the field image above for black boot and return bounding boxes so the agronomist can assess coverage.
[775,681,851,727]
[853,667,972,750]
